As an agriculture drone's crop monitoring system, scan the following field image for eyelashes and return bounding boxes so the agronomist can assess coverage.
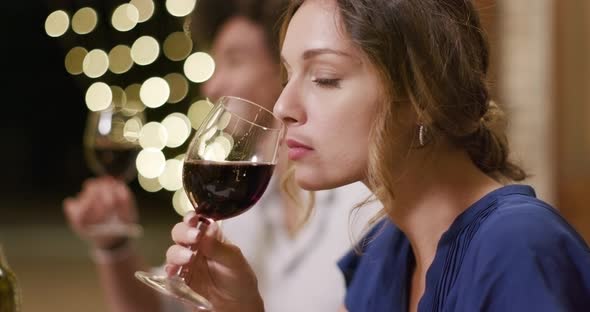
[312,78,341,89]
[281,78,342,89]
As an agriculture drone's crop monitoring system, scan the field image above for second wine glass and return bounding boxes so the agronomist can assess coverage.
[83,106,145,238]
[135,96,285,310]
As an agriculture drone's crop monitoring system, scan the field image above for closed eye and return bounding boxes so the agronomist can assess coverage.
[312,78,341,89]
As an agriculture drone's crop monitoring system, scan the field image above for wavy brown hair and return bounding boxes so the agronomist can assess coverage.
[280,0,526,217]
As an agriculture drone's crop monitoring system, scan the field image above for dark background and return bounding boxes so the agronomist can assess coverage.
[0,0,199,224]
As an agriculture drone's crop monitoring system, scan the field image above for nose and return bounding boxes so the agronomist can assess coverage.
[273,82,304,127]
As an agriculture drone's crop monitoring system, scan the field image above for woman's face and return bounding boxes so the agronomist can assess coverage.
[274,0,382,190]
[201,16,282,111]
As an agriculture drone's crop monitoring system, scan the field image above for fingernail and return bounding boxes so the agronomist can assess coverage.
[183,211,197,223]
[187,228,200,242]
[198,220,209,231]
[179,248,193,263]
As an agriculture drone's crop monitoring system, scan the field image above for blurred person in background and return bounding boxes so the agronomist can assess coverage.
[63,0,378,311]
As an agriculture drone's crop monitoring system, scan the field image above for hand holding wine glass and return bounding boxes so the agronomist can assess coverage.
[135,96,284,310]
[81,107,145,240]
[63,176,139,249]
[166,212,265,312]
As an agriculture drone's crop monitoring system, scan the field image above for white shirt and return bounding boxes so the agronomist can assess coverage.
[222,179,380,312]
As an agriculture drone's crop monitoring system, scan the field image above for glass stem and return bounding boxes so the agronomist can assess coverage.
[176,217,210,285]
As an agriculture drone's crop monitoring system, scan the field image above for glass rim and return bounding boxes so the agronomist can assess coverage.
[218,96,284,131]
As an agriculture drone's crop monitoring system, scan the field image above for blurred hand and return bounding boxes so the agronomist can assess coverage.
[166,212,264,312]
[63,176,138,248]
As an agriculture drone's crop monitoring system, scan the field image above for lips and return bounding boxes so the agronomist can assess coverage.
[286,139,313,160]
[286,139,312,149]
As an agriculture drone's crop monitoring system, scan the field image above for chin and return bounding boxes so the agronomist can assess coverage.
[295,169,352,191]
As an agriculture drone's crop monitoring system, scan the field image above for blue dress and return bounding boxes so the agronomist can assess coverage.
[338,185,590,311]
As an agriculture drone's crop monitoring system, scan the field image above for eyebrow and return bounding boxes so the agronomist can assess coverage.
[281,48,354,68]
[302,48,353,59]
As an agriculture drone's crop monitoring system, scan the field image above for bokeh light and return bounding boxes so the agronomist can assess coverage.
[140,77,170,108]
[124,84,147,113]
[214,135,233,156]
[164,73,189,104]
[64,47,88,75]
[108,45,133,74]
[110,86,127,109]
[49,1,217,201]
[83,49,109,78]
[131,36,160,66]
[123,117,143,142]
[216,112,232,130]
[86,82,113,112]
[136,148,166,179]
[45,10,70,37]
[184,52,215,83]
[172,113,192,134]
[139,122,168,150]
[220,132,234,150]
[162,113,191,148]
[112,3,139,32]
[138,173,163,192]
[130,0,155,23]
[166,0,197,17]
[72,7,98,35]
[158,159,183,191]
[202,141,229,161]
[187,99,214,129]
[163,32,193,61]
[173,189,193,216]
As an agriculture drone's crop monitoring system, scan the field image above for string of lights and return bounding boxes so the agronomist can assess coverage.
[45,0,214,216]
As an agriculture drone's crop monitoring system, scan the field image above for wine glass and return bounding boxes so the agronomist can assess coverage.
[83,106,145,238]
[135,96,285,310]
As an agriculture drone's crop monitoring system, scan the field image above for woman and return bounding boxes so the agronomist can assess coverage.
[166,0,590,311]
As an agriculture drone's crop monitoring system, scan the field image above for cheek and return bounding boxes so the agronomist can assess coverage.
[331,126,370,177]
[298,116,370,190]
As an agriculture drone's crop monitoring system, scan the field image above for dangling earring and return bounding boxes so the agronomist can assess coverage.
[418,124,427,147]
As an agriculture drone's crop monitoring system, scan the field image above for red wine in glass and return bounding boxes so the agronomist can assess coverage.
[90,145,140,181]
[183,160,274,220]
[83,107,145,238]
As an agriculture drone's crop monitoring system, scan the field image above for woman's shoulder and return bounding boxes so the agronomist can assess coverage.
[476,190,589,252]
[469,190,590,264]
[451,186,590,310]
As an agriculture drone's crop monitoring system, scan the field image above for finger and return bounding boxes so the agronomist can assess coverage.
[81,178,96,193]
[165,264,180,277]
[63,197,84,230]
[112,180,136,222]
[166,245,194,266]
[79,182,111,224]
[183,211,198,224]
[63,197,76,217]
[197,221,243,268]
[171,221,202,245]
[97,180,116,214]
[75,189,99,225]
